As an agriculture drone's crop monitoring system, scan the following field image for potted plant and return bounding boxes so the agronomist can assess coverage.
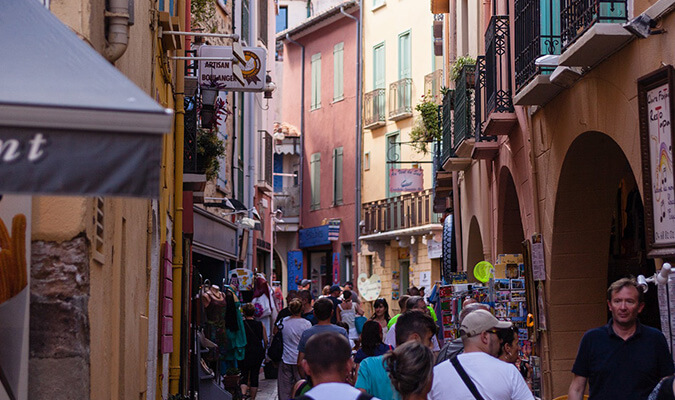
[196,128,226,180]
[409,93,441,154]
[451,55,477,87]
[223,367,241,388]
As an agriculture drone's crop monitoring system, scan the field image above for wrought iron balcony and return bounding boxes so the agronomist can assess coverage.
[453,65,476,154]
[184,96,201,175]
[514,0,562,91]
[561,0,627,49]
[364,88,386,129]
[362,189,441,235]
[485,16,514,116]
[424,69,444,105]
[441,89,454,166]
[389,78,413,120]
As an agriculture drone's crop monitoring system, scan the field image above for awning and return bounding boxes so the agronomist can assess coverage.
[0,0,173,197]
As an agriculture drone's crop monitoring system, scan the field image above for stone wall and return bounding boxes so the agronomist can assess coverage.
[29,236,90,399]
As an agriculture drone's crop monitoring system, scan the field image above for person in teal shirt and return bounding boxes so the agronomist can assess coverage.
[356,311,437,399]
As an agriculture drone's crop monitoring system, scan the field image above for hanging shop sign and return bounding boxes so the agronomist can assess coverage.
[357,273,382,301]
[198,46,266,91]
[638,66,675,257]
[287,251,304,292]
[389,169,424,193]
[328,220,341,241]
[298,225,331,248]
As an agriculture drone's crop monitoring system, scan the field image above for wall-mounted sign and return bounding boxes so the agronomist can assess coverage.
[389,169,424,192]
[298,225,331,248]
[357,273,382,301]
[287,251,303,292]
[198,46,266,91]
[638,66,675,257]
[427,239,442,259]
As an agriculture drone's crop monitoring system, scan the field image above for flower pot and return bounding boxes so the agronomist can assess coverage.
[223,373,240,388]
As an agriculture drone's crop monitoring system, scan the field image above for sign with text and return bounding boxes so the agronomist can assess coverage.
[198,45,266,91]
[427,239,442,259]
[639,66,675,257]
[298,225,330,248]
[389,169,424,192]
[357,273,382,301]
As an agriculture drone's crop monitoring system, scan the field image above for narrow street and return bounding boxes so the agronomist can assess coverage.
[255,373,278,400]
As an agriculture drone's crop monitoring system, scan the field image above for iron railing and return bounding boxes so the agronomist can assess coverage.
[441,89,454,166]
[453,65,475,153]
[389,78,413,119]
[485,16,514,116]
[184,96,201,174]
[362,189,441,235]
[561,0,627,48]
[364,88,386,129]
[424,69,444,105]
[514,0,562,90]
[475,56,486,135]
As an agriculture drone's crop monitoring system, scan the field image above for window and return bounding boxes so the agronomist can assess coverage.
[398,31,411,79]
[276,5,288,33]
[373,0,386,9]
[364,152,371,171]
[333,42,344,102]
[366,255,373,276]
[373,43,385,89]
[333,147,343,205]
[258,0,268,46]
[242,0,250,44]
[258,130,273,186]
[311,53,322,110]
[385,132,400,198]
[310,153,321,209]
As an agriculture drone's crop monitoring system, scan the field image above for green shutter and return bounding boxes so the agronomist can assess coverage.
[311,53,322,109]
[398,31,411,79]
[386,133,400,198]
[333,147,343,205]
[373,43,385,89]
[334,42,344,101]
[311,152,321,208]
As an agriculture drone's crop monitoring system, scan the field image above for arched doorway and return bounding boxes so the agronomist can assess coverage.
[548,131,657,394]
[497,168,525,254]
[466,216,484,282]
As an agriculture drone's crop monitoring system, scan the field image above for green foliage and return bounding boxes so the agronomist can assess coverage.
[191,0,218,33]
[450,55,477,82]
[225,367,241,376]
[409,94,441,154]
[197,128,225,180]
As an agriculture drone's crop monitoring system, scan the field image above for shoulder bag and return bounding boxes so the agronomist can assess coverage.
[450,356,485,400]
[267,319,284,362]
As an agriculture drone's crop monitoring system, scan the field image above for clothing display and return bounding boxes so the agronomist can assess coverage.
[429,352,533,400]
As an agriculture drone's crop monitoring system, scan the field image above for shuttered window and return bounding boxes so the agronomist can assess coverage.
[334,42,344,101]
[333,147,343,205]
[310,152,321,209]
[373,43,385,89]
[311,53,322,110]
[398,31,411,79]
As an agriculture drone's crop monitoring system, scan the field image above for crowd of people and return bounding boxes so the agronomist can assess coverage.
[236,278,675,400]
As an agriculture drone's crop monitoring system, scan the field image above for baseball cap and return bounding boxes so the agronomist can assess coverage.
[330,284,342,293]
[459,309,512,337]
[300,279,312,286]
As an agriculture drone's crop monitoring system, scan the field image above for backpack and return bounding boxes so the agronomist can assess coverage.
[267,320,284,362]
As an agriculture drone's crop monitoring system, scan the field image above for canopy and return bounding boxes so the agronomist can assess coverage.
[0,0,173,197]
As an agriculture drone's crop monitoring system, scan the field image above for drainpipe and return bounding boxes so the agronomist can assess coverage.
[169,0,186,394]
[339,4,362,277]
[247,0,256,270]
[286,34,305,232]
[104,0,130,62]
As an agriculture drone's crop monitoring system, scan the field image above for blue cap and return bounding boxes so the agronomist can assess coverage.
[330,284,342,293]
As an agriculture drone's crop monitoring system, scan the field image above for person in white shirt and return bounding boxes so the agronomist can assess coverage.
[277,299,312,400]
[297,332,380,400]
[385,296,440,352]
[428,309,534,400]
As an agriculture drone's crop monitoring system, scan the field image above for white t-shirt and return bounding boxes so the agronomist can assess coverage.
[428,352,534,400]
[281,316,312,365]
[304,382,381,400]
[384,322,441,351]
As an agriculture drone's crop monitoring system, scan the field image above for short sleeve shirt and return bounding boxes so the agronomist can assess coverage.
[296,324,349,354]
[355,355,401,400]
[572,321,675,400]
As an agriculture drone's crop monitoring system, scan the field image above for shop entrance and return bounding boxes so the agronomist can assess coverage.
[548,131,657,395]
[498,168,525,254]
[309,250,332,297]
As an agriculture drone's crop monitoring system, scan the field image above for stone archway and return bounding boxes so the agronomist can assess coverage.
[547,131,650,396]
[466,216,484,282]
[497,167,525,254]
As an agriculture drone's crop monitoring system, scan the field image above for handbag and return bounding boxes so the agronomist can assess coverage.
[355,316,368,334]
[267,320,284,362]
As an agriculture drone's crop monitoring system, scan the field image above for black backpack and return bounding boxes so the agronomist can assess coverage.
[267,320,284,362]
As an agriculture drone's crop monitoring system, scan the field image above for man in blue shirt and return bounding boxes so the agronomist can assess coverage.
[568,277,674,399]
[355,310,437,400]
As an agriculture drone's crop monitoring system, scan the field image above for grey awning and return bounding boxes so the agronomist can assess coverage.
[0,0,173,197]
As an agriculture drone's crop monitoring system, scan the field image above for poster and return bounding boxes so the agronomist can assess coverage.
[657,276,675,361]
[0,195,31,400]
[427,239,442,259]
[531,234,546,281]
[286,251,303,292]
[646,83,675,245]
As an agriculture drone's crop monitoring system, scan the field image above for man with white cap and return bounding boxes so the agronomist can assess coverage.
[428,309,534,399]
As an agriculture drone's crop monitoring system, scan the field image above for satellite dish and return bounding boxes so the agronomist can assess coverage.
[473,261,494,283]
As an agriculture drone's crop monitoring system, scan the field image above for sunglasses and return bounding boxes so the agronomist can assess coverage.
[485,329,501,335]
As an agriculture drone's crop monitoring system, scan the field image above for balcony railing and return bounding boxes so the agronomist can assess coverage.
[424,69,444,105]
[485,16,514,116]
[364,88,386,129]
[362,189,441,235]
[453,65,475,153]
[514,0,562,90]
[389,78,413,120]
[561,0,627,48]
[184,96,201,174]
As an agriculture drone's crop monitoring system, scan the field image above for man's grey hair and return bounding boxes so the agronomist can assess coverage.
[458,302,490,324]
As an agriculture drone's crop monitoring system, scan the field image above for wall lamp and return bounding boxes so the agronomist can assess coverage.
[263,74,277,99]
[637,263,672,293]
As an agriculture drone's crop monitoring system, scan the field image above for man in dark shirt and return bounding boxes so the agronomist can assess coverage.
[328,284,343,324]
[299,289,317,325]
[568,278,674,400]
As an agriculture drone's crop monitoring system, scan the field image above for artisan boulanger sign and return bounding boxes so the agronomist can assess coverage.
[638,65,675,257]
[198,46,266,91]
